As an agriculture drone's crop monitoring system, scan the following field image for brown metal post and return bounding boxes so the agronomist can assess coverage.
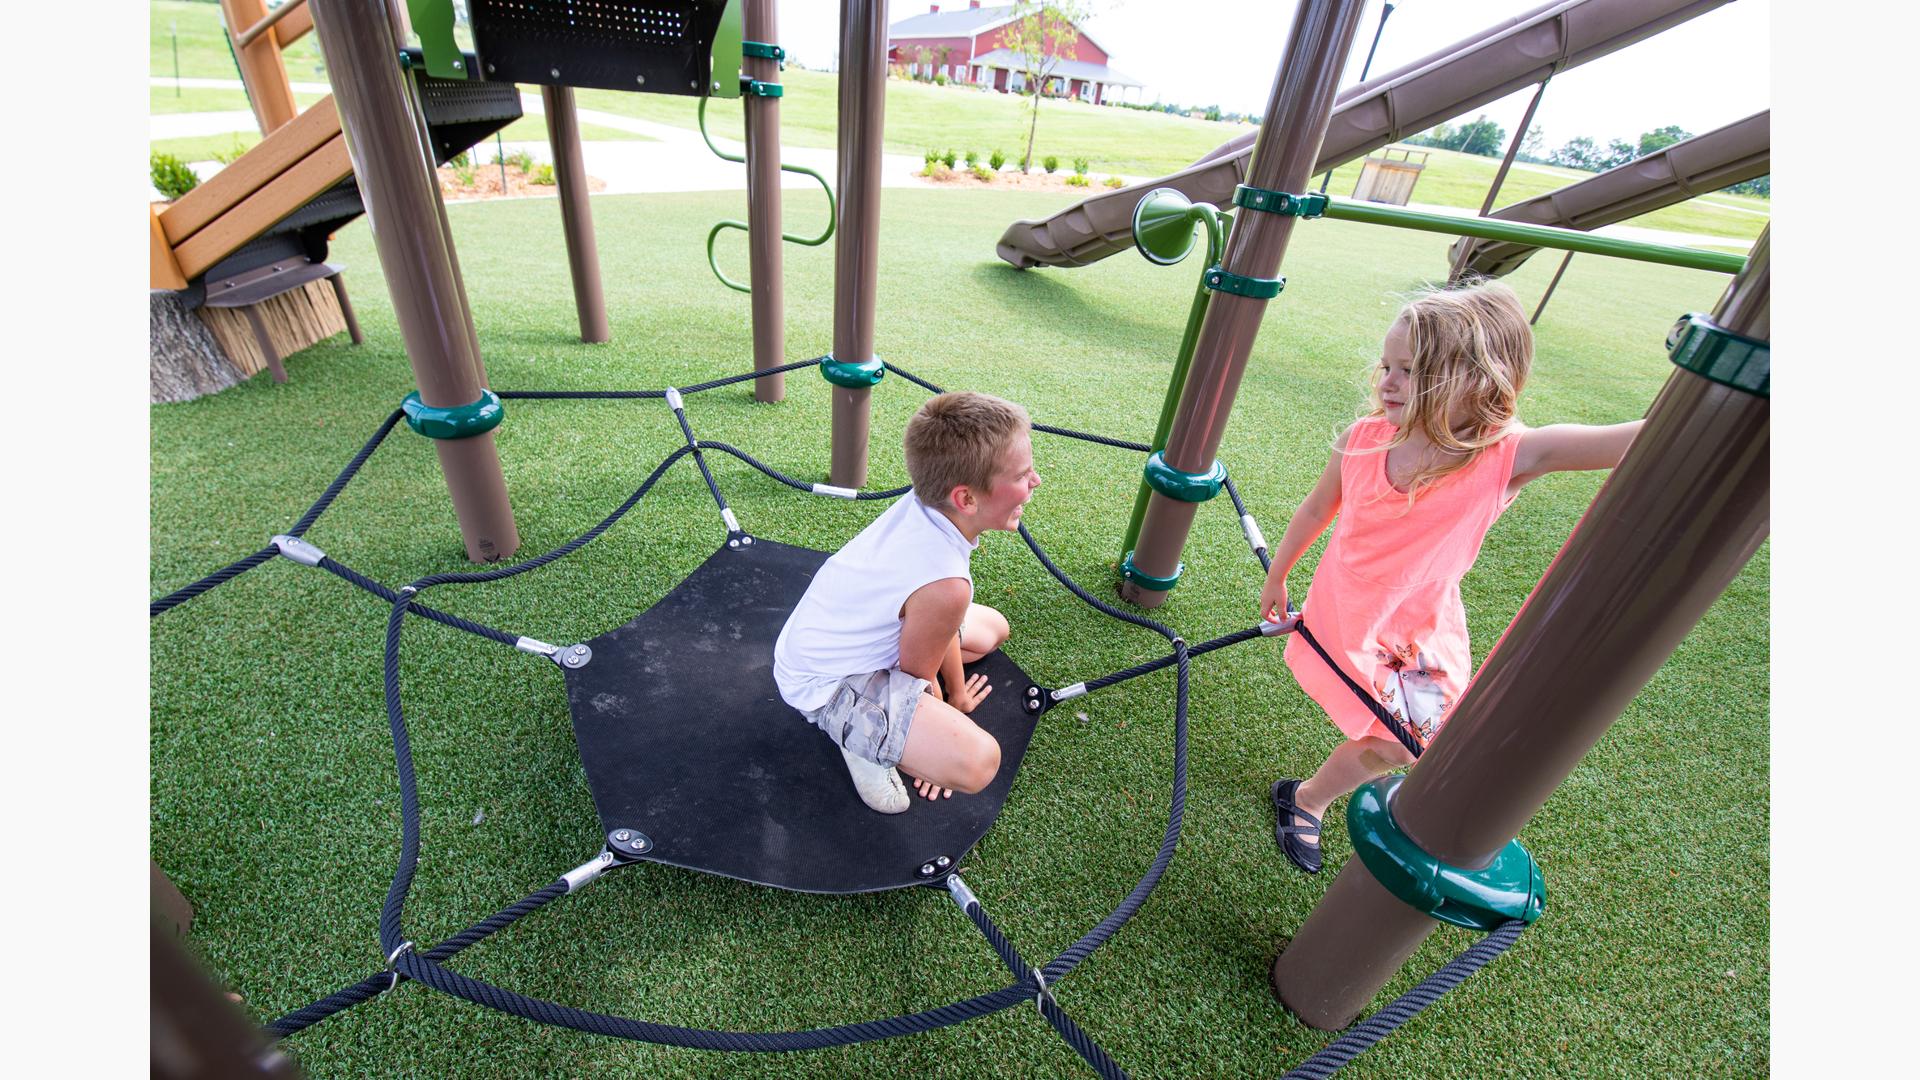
[1530,251,1575,324]
[327,270,365,344]
[746,0,788,403]
[310,0,520,563]
[1120,0,1368,607]
[829,0,890,487]
[541,85,611,344]
[1449,77,1550,282]
[1273,230,1770,1028]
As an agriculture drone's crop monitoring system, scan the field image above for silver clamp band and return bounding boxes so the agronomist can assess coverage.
[562,850,618,892]
[385,940,415,991]
[811,483,859,500]
[1052,683,1088,702]
[664,387,685,411]
[944,873,979,912]
[515,636,557,657]
[1240,513,1267,553]
[1032,967,1054,1017]
[722,507,741,534]
[271,534,325,566]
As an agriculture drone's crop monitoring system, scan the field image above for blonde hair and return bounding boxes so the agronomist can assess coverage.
[1360,280,1531,501]
[903,392,1031,510]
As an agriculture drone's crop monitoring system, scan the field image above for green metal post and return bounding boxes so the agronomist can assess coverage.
[1321,197,1746,274]
[1120,208,1229,562]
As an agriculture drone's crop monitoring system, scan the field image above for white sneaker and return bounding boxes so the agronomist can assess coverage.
[841,747,909,814]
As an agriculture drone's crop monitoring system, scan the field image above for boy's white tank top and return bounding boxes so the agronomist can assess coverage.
[774,493,976,712]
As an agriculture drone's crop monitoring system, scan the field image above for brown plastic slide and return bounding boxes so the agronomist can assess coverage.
[150,96,352,290]
[996,0,1733,269]
[1449,110,1767,277]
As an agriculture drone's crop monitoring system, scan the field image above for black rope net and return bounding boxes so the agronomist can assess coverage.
[154,357,1517,1077]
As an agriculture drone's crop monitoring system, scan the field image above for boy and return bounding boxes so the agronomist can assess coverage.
[773,392,1042,813]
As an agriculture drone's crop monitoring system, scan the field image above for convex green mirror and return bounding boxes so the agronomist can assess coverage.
[1132,187,1225,266]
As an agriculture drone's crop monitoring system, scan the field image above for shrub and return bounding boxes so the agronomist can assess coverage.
[530,163,556,185]
[1072,156,1089,175]
[211,139,251,166]
[925,147,940,166]
[504,148,536,172]
[934,73,948,86]
[969,164,994,181]
[964,149,979,167]
[1043,154,1059,173]
[453,163,477,188]
[989,148,1006,171]
[942,148,957,168]
[1065,173,1090,187]
[150,152,199,199]
[1103,175,1125,188]
[450,150,470,168]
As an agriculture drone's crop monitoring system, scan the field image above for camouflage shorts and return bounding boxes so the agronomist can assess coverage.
[799,667,929,768]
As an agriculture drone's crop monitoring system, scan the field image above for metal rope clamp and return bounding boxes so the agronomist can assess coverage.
[1348,775,1546,931]
[385,940,415,992]
[1031,967,1056,1018]
[1232,184,1328,218]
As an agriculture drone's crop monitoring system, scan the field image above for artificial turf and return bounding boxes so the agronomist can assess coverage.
[150,186,1767,1078]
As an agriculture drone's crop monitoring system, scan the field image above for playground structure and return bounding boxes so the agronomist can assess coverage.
[149,0,615,402]
[150,1,1768,1076]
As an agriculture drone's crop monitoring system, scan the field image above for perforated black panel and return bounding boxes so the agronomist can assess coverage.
[469,0,727,95]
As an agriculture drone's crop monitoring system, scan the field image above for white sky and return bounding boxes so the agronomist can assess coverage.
[780,0,1768,150]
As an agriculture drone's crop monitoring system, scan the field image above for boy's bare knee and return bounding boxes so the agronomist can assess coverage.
[958,733,1003,794]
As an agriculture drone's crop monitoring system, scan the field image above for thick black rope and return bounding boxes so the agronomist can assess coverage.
[1281,919,1528,1080]
[1014,523,1189,984]
[149,410,408,617]
[962,897,1128,1078]
[266,878,570,1037]
[881,362,1150,454]
[496,358,823,400]
[666,398,730,518]
[696,441,912,501]
[319,558,522,648]
[1075,625,1268,696]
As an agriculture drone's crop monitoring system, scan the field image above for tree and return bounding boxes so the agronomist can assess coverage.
[1637,124,1692,156]
[1600,138,1638,169]
[1452,114,1506,157]
[934,44,953,79]
[1002,1,1091,172]
[914,46,932,80]
[1520,124,1545,162]
[1548,136,1603,171]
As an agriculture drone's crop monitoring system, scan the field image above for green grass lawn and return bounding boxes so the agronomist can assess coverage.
[151,186,1766,1078]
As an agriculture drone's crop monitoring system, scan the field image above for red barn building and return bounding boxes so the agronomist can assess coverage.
[887,3,1143,105]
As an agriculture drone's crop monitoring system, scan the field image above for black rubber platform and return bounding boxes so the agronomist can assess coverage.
[562,537,1043,894]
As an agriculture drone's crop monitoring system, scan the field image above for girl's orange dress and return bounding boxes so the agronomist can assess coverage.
[1283,416,1524,747]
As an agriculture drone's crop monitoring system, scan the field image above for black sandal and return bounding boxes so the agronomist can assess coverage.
[1270,779,1323,874]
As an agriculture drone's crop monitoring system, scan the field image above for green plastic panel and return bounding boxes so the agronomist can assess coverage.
[406,0,467,79]
[707,0,744,98]
[1348,775,1546,931]
[1142,452,1226,503]
[820,356,885,388]
[1667,312,1768,397]
[401,389,505,440]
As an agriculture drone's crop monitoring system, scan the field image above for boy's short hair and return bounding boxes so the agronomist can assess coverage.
[903,392,1031,510]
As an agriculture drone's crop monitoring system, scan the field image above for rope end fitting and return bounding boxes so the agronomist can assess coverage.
[271,535,325,567]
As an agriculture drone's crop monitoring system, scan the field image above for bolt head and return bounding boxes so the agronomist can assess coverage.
[920,864,935,876]
[631,838,647,850]
[936,856,951,868]
[453,59,463,69]
[551,68,561,79]
[635,75,646,85]
[573,645,588,655]
[728,539,739,548]
[614,830,631,841]
[742,536,754,545]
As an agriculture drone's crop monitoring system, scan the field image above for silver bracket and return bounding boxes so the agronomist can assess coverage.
[518,638,592,669]
[944,872,978,911]
[1031,966,1054,1017]
[811,483,860,500]
[1261,607,1303,636]
[722,508,741,534]
[915,854,954,880]
[1240,513,1268,554]
[271,534,325,566]
[1051,683,1088,702]
[562,850,618,892]
[384,940,414,992]
[664,386,685,411]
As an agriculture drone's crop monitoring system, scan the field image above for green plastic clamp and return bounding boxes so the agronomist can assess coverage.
[742,41,786,62]
[1203,266,1285,300]
[820,355,886,388]
[741,78,785,98]
[404,1,467,79]
[401,389,505,440]
[1119,550,1182,593]
[1142,451,1227,503]
[1232,185,1328,218]
[1348,775,1546,931]
[1666,312,1768,397]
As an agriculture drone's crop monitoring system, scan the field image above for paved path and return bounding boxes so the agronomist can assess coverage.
[149,77,1750,250]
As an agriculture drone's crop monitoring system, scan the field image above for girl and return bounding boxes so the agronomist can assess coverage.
[1258,281,1642,873]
